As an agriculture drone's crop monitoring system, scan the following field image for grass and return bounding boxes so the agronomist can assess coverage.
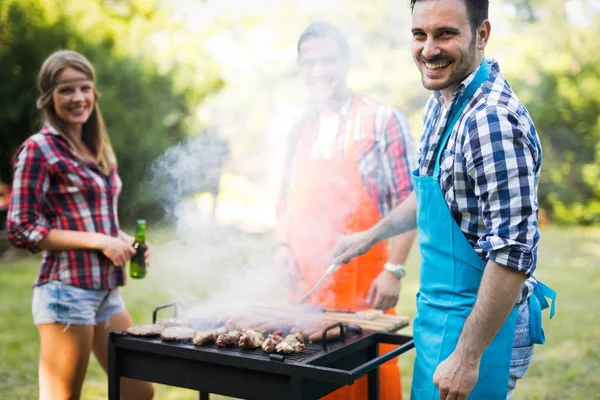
[0,225,599,399]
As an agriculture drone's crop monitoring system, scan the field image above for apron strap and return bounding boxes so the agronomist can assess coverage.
[433,60,492,179]
[534,281,557,319]
[528,281,557,344]
[344,93,362,160]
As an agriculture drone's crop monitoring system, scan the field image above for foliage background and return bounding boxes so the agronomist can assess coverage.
[2,0,598,225]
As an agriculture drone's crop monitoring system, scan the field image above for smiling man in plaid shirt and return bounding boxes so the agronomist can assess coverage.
[331,1,556,399]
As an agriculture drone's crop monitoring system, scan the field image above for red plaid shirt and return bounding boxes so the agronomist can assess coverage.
[278,94,417,218]
[7,124,124,289]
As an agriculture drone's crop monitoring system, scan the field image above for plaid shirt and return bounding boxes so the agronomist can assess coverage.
[7,124,124,290]
[278,94,417,219]
[419,60,540,301]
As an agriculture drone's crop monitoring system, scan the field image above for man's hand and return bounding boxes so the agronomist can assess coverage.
[331,230,376,265]
[433,351,480,400]
[368,270,401,310]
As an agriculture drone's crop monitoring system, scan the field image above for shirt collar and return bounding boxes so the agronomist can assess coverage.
[42,122,62,136]
[338,92,355,118]
[433,59,498,105]
[306,91,356,121]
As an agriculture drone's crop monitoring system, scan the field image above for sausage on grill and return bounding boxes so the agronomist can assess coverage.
[308,326,341,343]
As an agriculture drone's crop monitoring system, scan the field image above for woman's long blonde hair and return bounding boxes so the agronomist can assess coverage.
[36,50,115,175]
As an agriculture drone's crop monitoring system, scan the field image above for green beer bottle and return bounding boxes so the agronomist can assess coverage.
[130,219,147,279]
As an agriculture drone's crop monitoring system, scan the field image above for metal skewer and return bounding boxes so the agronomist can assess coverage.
[298,264,341,305]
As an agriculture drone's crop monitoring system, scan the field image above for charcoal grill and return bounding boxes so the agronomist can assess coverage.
[108,303,414,400]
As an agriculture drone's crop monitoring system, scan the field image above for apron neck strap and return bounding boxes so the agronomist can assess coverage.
[433,60,492,178]
[344,93,362,159]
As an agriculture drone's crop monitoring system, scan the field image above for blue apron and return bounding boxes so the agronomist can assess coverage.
[410,61,556,399]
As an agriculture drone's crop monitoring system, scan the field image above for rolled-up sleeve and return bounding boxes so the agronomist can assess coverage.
[464,106,541,276]
[7,141,51,253]
[378,111,418,215]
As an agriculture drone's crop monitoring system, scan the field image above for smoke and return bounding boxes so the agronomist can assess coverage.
[138,130,344,324]
[138,134,293,320]
[143,135,228,218]
[132,1,420,322]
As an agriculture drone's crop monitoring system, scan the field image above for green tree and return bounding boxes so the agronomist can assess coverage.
[0,0,224,222]
[504,0,600,224]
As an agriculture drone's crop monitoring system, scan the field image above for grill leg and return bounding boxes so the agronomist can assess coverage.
[199,392,209,400]
[108,334,120,400]
[291,377,304,400]
[368,344,379,400]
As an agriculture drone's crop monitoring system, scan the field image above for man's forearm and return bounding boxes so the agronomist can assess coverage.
[388,228,417,264]
[371,192,417,243]
[455,259,527,361]
[275,213,292,243]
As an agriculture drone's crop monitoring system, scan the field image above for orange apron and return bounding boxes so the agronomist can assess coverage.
[288,95,402,400]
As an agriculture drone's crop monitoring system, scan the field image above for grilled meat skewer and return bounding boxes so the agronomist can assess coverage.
[261,331,284,353]
[238,330,265,349]
[276,333,305,354]
[216,330,242,347]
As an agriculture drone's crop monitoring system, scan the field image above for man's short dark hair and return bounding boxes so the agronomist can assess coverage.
[410,0,489,32]
[297,21,349,61]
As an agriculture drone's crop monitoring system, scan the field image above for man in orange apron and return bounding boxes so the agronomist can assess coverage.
[275,21,418,400]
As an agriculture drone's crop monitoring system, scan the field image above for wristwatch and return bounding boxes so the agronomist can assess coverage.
[384,262,407,280]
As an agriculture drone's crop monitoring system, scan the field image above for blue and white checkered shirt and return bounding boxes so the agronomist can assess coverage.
[418,59,540,302]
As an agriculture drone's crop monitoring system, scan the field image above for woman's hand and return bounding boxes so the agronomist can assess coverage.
[119,230,152,266]
[99,234,135,267]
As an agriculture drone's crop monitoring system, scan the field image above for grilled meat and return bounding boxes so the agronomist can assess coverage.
[238,318,270,331]
[276,333,305,354]
[261,332,284,353]
[308,326,341,343]
[192,327,228,346]
[238,330,264,349]
[193,330,216,346]
[256,322,282,334]
[216,330,242,347]
[301,326,324,341]
[126,324,164,337]
[161,326,195,342]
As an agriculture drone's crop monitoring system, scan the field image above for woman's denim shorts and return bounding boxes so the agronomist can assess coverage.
[32,281,125,326]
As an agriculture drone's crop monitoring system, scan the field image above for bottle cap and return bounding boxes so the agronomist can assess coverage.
[137,219,146,225]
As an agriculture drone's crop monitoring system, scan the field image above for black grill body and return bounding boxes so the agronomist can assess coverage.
[108,329,414,400]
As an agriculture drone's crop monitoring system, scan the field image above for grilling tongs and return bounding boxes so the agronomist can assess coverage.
[298,264,341,305]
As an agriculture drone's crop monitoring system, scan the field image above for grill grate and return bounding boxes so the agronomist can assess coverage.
[122,334,351,364]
